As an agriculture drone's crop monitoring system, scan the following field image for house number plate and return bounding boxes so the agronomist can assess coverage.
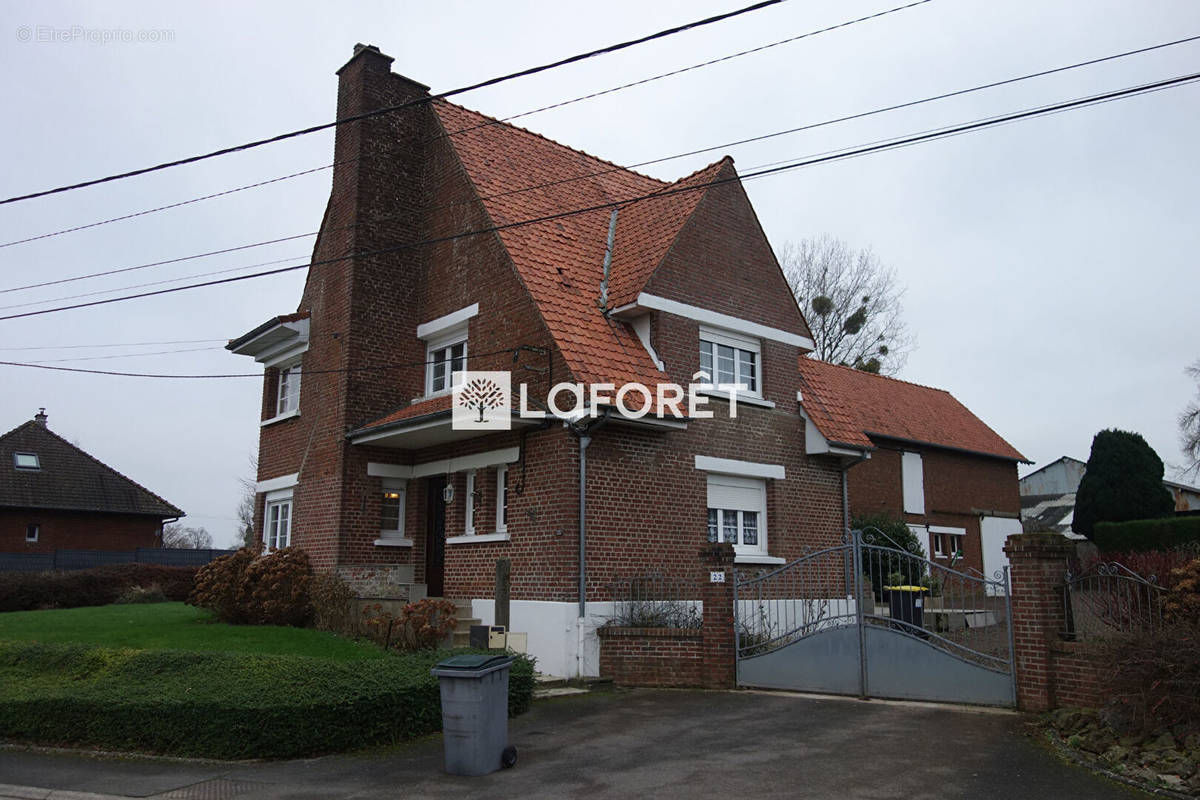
[710,571,726,583]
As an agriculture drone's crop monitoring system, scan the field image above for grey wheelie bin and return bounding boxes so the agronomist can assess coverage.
[430,654,517,776]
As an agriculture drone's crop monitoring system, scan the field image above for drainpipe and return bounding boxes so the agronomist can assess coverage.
[570,410,611,676]
[840,452,869,538]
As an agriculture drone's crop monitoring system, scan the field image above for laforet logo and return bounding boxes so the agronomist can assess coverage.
[452,371,512,430]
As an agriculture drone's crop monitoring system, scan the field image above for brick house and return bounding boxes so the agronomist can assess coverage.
[796,358,1028,579]
[0,410,184,552]
[229,44,851,677]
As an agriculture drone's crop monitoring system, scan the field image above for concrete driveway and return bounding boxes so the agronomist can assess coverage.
[0,689,1146,800]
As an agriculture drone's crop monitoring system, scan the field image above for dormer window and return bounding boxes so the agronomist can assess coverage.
[427,338,466,395]
[13,452,40,470]
[699,326,760,398]
[276,362,302,416]
[417,303,479,398]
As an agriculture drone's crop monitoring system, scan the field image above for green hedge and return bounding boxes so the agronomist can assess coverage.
[0,641,535,759]
[0,565,197,612]
[1092,516,1200,553]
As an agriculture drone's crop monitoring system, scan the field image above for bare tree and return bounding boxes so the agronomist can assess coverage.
[1181,359,1200,479]
[780,235,915,375]
[162,523,214,549]
[236,453,258,549]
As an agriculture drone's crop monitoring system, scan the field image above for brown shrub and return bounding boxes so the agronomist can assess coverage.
[310,571,356,635]
[360,598,458,651]
[187,548,256,623]
[1164,558,1200,621]
[238,548,313,627]
[1097,618,1200,736]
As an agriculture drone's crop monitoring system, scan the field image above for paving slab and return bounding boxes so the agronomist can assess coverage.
[0,690,1150,799]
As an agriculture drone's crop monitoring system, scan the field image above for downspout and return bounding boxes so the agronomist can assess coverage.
[841,453,869,540]
[571,410,611,676]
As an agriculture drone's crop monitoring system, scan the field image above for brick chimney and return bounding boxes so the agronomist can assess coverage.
[285,45,435,570]
[34,408,47,427]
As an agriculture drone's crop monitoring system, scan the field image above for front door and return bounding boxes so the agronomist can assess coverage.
[425,476,446,597]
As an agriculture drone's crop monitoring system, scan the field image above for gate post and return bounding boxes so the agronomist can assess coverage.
[699,542,736,690]
[1004,533,1074,712]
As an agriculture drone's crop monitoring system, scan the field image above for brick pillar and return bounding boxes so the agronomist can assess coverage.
[699,542,736,689]
[1004,533,1074,712]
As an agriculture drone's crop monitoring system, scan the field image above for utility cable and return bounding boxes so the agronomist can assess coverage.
[4,34,1193,296]
[0,346,544,379]
[436,0,933,139]
[0,69,1193,326]
[0,0,783,205]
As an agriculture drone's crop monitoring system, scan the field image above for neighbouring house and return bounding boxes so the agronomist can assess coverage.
[1019,455,1200,536]
[796,358,1028,579]
[228,44,852,677]
[0,409,184,552]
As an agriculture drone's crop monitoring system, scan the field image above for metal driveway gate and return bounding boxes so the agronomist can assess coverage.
[734,529,1016,707]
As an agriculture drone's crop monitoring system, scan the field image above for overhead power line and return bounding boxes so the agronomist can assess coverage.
[0,163,337,250]
[4,33,1192,298]
[0,69,1195,330]
[0,346,542,379]
[0,0,783,206]
[437,0,933,139]
[0,338,226,351]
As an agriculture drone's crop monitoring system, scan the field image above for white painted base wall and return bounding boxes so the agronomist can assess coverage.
[471,599,616,679]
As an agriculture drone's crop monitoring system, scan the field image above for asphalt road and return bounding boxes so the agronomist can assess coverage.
[0,689,1148,799]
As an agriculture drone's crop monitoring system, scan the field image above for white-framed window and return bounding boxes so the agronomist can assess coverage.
[901,451,925,515]
[276,361,302,416]
[699,326,760,398]
[426,335,467,395]
[380,479,406,539]
[496,465,509,533]
[464,470,476,535]
[264,490,293,551]
[706,474,767,556]
[25,523,39,542]
[931,528,965,560]
[13,452,40,470]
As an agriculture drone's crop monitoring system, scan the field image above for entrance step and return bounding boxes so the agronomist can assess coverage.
[533,673,613,698]
[428,598,481,648]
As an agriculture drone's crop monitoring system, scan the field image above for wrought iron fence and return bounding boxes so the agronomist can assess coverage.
[1062,561,1165,640]
[601,572,701,629]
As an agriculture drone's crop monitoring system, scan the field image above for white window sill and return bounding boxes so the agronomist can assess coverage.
[446,532,510,545]
[374,537,413,547]
[411,389,452,405]
[261,409,300,427]
[697,388,775,409]
[734,554,786,565]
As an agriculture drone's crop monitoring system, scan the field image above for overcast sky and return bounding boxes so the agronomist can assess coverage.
[1,0,1197,547]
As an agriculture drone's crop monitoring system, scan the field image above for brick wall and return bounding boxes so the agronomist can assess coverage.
[1046,640,1107,708]
[0,510,160,552]
[597,542,736,689]
[597,626,704,687]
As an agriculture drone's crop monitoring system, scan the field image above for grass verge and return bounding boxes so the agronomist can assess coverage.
[0,602,382,660]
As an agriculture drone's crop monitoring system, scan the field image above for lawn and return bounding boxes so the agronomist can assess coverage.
[0,602,383,660]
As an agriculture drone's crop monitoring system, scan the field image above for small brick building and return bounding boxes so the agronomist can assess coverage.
[0,410,184,552]
[229,44,863,677]
[797,359,1027,578]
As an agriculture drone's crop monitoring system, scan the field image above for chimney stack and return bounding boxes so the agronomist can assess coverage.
[34,408,47,427]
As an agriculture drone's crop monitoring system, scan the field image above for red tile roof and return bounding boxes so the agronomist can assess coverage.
[432,101,723,391]
[797,357,1027,461]
[361,393,453,429]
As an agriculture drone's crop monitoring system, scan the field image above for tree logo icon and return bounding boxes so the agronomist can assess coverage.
[452,371,512,430]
